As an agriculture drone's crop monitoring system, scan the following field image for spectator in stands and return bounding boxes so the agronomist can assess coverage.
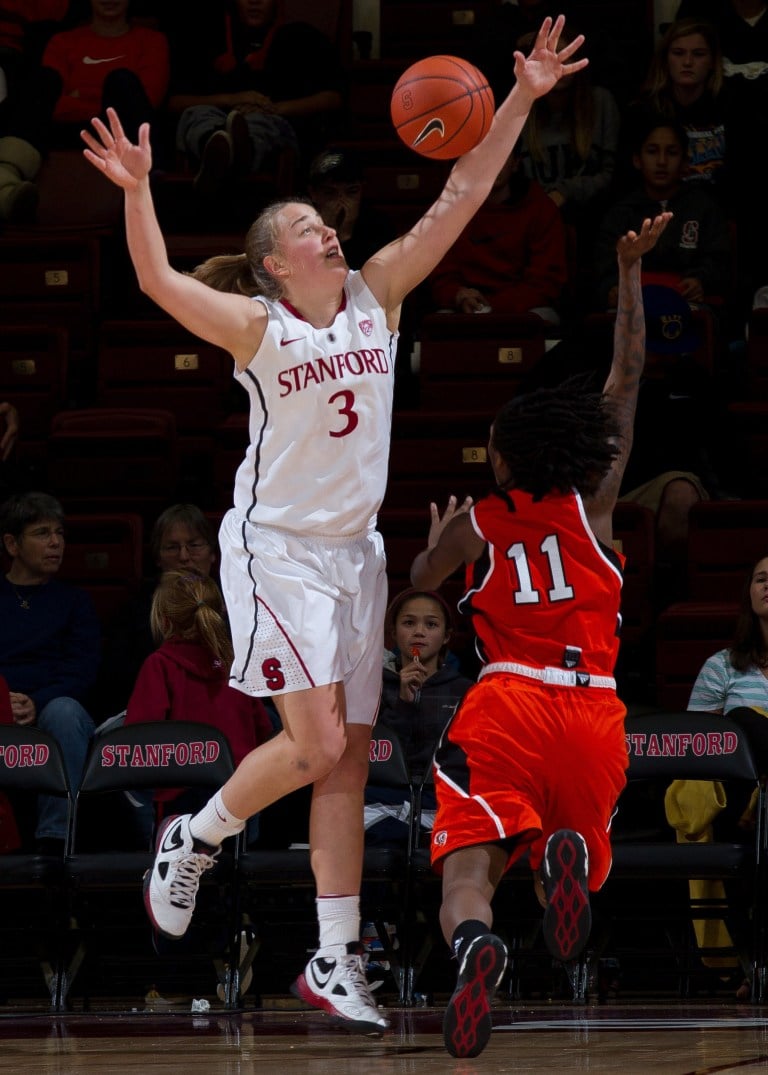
[624,19,732,200]
[594,115,731,311]
[689,555,768,729]
[96,503,217,722]
[0,491,100,854]
[427,143,569,325]
[674,1,768,82]
[516,26,621,250]
[123,568,273,844]
[165,0,345,198]
[0,1,69,222]
[364,588,475,848]
[682,552,768,996]
[672,2,768,307]
[687,557,768,832]
[0,0,168,221]
[306,147,395,271]
[41,0,169,147]
[362,587,475,987]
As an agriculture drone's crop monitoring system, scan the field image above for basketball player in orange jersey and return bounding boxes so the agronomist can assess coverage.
[411,211,671,1059]
[80,16,587,1037]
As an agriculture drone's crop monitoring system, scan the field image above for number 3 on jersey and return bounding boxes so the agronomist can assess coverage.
[508,534,574,605]
[328,389,359,438]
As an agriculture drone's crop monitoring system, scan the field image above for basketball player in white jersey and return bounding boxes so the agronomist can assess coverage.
[81,15,587,1034]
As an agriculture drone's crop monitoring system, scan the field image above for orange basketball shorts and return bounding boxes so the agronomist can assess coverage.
[430,673,628,891]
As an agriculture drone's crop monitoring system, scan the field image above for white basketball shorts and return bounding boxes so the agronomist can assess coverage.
[218,509,387,726]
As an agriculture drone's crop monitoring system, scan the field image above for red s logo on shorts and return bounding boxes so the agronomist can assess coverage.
[261,658,285,691]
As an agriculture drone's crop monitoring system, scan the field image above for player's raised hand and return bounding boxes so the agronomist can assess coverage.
[513,15,588,101]
[617,212,673,268]
[427,495,473,550]
[81,107,152,190]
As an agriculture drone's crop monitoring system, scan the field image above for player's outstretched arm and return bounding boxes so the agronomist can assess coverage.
[586,212,672,543]
[81,108,262,364]
[363,15,588,318]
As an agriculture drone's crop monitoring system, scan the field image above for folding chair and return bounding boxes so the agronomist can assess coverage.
[0,725,71,1010]
[604,710,766,1001]
[62,721,237,1010]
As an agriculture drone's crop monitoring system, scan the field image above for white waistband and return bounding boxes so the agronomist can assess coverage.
[479,661,616,690]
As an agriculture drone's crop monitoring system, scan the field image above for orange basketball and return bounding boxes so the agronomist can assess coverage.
[390,55,495,160]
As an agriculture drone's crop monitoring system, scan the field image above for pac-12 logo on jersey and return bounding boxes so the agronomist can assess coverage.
[358,319,373,336]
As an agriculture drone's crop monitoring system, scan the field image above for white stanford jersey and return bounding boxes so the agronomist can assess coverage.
[232,270,398,536]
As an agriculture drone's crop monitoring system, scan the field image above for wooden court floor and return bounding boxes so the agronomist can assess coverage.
[1,1002,768,1073]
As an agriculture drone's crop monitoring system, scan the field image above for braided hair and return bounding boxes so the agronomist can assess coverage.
[491,378,622,501]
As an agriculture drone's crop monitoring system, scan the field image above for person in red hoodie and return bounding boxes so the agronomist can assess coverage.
[123,569,273,844]
[428,142,569,325]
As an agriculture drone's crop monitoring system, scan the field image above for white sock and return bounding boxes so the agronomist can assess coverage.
[189,790,246,847]
[316,895,360,950]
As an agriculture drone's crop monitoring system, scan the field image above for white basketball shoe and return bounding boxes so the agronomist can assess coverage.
[291,943,390,1035]
[143,814,220,939]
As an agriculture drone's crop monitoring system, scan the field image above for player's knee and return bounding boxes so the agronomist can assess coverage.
[292,731,347,782]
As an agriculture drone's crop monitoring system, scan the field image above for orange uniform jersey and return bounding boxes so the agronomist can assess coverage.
[431,487,629,887]
[460,488,625,678]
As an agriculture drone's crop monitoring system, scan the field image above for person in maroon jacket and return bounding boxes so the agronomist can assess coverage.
[123,569,273,842]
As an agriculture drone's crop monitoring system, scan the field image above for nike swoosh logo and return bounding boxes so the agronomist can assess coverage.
[413,117,445,147]
[83,55,124,65]
[280,337,304,347]
[160,821,185,854]
[309,957,336,990]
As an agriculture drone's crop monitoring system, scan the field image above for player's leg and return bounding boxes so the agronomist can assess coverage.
[291,721,390,1035]
[537,693,627,963]
[440,844,509,1059]
[540,827,591,962]
[144,682,348,940]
